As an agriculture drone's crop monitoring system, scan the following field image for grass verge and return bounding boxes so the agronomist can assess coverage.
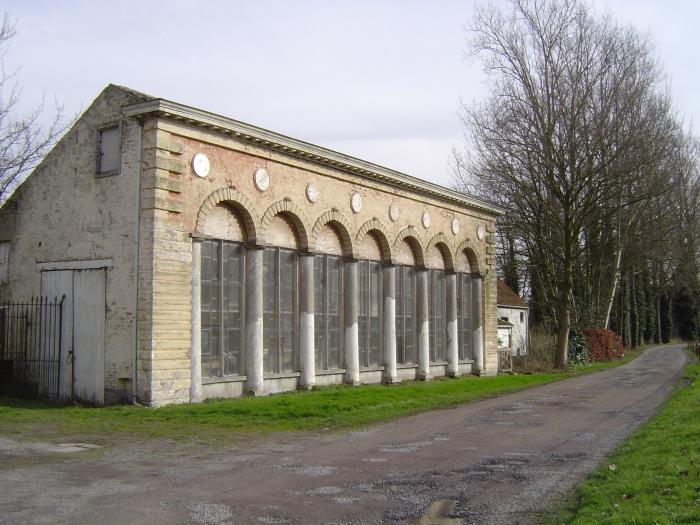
[0,351,641,445]
[549,351,700,524]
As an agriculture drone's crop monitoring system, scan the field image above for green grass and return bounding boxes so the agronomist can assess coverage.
[558,355,700,524]
[0,353,640,446]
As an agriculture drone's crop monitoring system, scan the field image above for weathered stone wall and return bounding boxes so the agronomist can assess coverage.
[0,86,146,403]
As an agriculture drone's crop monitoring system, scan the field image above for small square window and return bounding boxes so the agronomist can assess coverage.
[97,125,121,175]
[0,241,9,285]
[520,311,524,323]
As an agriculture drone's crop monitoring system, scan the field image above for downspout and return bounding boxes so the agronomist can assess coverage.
[131,118,144,403]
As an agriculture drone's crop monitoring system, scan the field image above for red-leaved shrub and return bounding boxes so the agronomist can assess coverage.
[581,328,624,361]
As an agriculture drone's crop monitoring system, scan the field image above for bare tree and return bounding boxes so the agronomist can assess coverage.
[454,0,676,367]
[0,13,66,202]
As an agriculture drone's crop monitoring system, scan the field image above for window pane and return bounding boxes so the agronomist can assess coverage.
[396,266,405,364]
[435,270,445,362]
[369,261,381,366]
[263,248,278,373]
[459,273,472,360]
[405,267,416,364]
[358,261,368,368]
[99,126,120,173]
[201,240,221,377]
[314,255,327,370]
[327,256,342,369]
[223,242,243,376]
[279,249,296,372]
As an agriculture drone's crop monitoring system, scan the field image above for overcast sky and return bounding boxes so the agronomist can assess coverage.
[4,1,699,187]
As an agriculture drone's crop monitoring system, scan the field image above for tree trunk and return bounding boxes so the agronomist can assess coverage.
[554,303,570,368]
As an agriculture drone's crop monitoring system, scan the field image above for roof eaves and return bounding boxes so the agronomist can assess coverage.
[124,98,505,216]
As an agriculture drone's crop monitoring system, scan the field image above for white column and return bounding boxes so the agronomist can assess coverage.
[299,253,315,390]
[472,273,484,374]
[344,259,360,385]
[246,246,265,395]
[446,272,459,377]
[190,238,203,402]
[417,269,431,380]
[383,265,397,383]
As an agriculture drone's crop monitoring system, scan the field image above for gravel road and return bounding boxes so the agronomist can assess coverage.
[0,345,687,524]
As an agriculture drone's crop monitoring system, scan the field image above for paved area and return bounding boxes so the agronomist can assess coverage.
[0,345,687,524]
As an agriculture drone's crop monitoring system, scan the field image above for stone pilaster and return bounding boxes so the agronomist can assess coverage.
[417,269,431,380]
[190,238,203,402]
[383,265,397,383]
[344,260,360,385]
[245,246,265,395]
[136,118,191,406]
[446,272,459,377]
[299,253,315,389]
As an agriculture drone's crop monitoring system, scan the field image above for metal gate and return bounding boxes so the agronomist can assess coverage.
[0,297,64,399]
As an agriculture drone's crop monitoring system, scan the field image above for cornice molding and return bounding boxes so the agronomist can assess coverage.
[124,98,505,217]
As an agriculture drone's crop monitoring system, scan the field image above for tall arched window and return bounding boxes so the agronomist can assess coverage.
[314,224,344,371]
[395,238,418,365]
[263,214,300,374]
[200,204,246,378]
[457,250,474,361]
[358,232,383,368]
[427,244,448,363]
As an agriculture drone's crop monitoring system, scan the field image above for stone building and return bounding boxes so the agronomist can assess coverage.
[0,85,503,406]
[496,278,529,356]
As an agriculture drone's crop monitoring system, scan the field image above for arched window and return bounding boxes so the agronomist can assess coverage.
[314,224,344,371]
[358,232,383,368]
[427,244,448,363]
[263,214,300,374]
[456,250,474,361]
[395,238,418,365]
[200,204,246,377]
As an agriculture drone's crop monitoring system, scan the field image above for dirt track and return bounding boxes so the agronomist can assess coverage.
[0,345,687,524]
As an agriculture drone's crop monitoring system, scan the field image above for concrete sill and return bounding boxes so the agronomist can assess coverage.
[396,364,419,370]
[202,374,247,385]
[316,369,346,376]
[459,359,475,364]
[359,366,386,373]
[430,361,448,366]
[263,372,302,380]
[94,170,120,179]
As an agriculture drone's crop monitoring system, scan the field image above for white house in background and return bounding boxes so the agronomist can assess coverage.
[496,278,529,355]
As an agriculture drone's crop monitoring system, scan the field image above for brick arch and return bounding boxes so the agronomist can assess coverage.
[195,186,260,243]
[311,208,356,258]
[260,198,311,251]
[356,218,393,264]
[394,226,425,267]
[425,232,455,272]
[455,238,482,275]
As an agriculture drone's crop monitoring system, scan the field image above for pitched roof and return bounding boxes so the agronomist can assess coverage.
[497,278,528,308]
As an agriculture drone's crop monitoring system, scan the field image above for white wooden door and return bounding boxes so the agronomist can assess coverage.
[41,270,73,400]
[41,268,106,404]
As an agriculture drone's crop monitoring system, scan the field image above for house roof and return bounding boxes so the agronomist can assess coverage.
[497,278,528,308]
[117,86,505,216]
[498,318,514,328]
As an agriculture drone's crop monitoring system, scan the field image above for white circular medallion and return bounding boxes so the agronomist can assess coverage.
[191,153,210,178]
[389,203,400,222]
[476,224,486,241]
[254,167,270,192]
[306,182,319,203]
[351,193,363,213]
[421,211,431,229]
[451,218,460,235]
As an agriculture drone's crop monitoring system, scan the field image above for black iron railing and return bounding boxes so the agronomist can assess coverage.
[0,297,64,399]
